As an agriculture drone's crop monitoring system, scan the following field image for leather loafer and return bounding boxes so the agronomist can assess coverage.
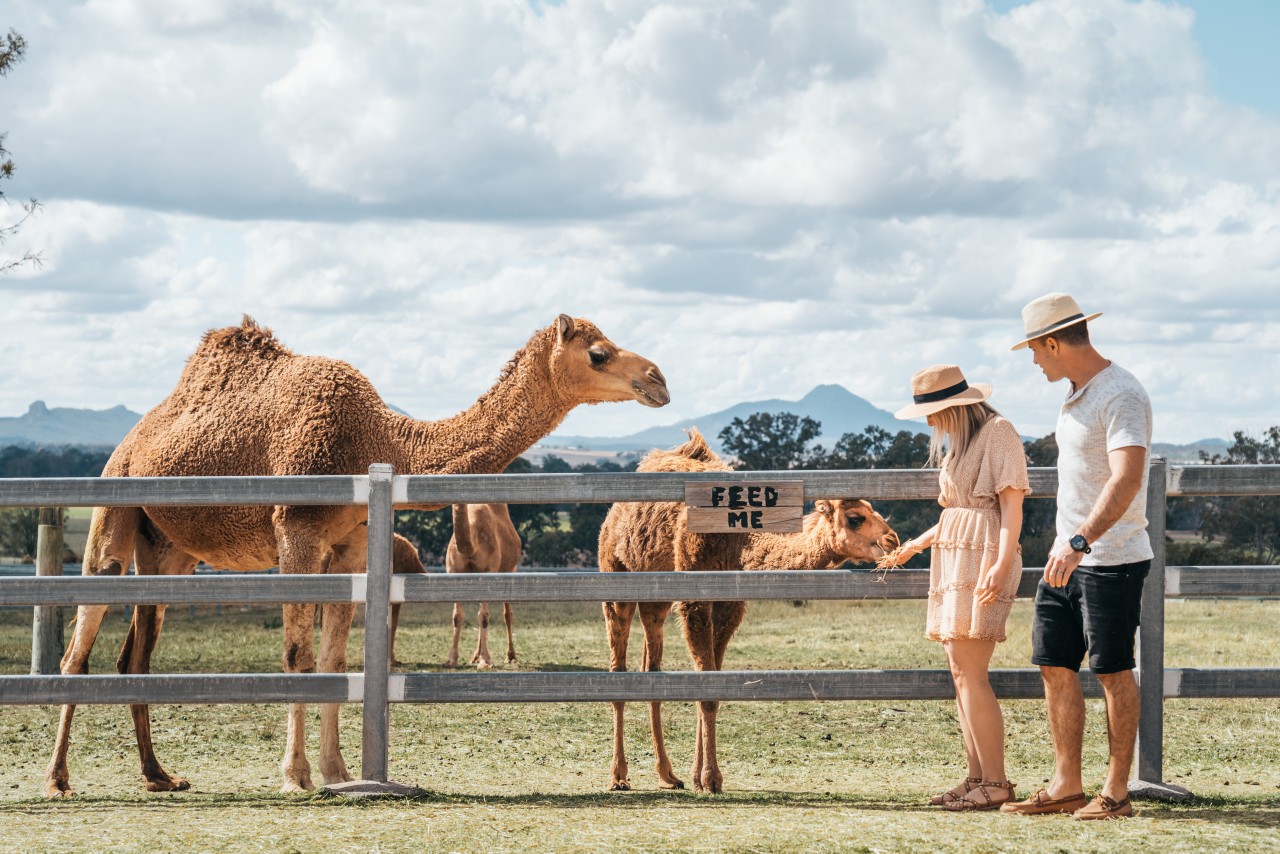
[1000,788,1089,815]
[1073,794,1133,820]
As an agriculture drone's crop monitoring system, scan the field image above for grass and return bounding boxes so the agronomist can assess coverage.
[1,598,1278,852]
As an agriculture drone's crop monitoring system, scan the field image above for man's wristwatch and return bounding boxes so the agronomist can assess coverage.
[1069,534,1092,554]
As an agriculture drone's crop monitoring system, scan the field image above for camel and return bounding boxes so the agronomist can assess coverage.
[45,313,669,797]
[598,429,898,794]
[444,503,522,669]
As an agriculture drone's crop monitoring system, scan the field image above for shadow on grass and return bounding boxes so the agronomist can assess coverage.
[4,790,1276,827]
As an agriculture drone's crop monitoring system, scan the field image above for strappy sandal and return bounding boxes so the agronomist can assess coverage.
[944,779,1016,812]
[929,776,981,806]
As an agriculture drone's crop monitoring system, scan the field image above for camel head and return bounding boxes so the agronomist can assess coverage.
[549,314,670,409]
[813,499,899,564]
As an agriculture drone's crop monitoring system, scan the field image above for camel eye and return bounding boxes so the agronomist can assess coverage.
[846,514,864,530]
[588,346,609,366]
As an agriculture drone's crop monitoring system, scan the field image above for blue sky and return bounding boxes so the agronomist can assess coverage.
[3,0,1279,445]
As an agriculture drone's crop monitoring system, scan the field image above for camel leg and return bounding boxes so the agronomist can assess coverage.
[640,602,683,789]
[275,508,329,793]
[445,603,464,668]
[118,518,198,793]
[678,600,724,793]
[502,602,516,664]
[604,600,636,791]
[389,603,403,667]
[313,527,366,785]
[470,602,493,669]
[44,505,139,798]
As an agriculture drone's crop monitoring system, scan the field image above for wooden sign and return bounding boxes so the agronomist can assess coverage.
[684,481,804,533]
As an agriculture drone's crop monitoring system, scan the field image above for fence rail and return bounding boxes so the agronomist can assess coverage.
[2,461,1279,796]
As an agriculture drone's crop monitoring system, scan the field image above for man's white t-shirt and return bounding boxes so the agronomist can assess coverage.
[1055,363,1154,566]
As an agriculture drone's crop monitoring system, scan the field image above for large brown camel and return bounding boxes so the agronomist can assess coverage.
[444,503,522,669]
[598,430,897,794]
[45,313,669,797]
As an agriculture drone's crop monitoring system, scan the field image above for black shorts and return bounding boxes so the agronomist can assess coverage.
[1030,560,1151,675]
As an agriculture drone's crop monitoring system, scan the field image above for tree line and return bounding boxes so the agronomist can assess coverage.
[1,421,1276,567]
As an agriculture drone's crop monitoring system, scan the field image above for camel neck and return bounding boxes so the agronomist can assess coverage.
[739,528,841,570]
[387,334,572,475]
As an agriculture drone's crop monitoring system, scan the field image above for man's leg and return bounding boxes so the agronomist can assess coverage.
[1096,669,1139,801]
[1040,665,1086,799]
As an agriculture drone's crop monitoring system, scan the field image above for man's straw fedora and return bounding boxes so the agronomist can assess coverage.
[894,364,993,420]
[1011,292,1102,351]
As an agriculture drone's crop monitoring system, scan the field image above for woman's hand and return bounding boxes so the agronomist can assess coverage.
[875,538,921,569]
[974,560,1012,605]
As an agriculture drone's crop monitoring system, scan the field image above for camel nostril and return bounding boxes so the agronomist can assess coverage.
[647,367,666,386]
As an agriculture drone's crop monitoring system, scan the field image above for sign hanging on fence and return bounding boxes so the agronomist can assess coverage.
[683,481,804,533]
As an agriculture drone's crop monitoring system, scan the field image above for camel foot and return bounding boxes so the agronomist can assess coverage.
[280,768,315,793]
[443,658,458,669]
[43,778,75,799]
[608,779,631,791]
[321,764,355,785]
[144,773,190,793]
[506,651,517,663]
[474,659,492,670]
[389,656,404,668]
[659,777,685,790]
[694,772,723,794]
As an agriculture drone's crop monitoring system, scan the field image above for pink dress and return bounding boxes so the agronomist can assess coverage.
[925,416,1031,642]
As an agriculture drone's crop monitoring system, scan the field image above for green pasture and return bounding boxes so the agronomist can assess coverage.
[1,597,1277,852]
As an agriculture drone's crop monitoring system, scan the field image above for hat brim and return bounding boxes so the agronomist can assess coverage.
[894,382,993,420]
[1010,312,1103,351]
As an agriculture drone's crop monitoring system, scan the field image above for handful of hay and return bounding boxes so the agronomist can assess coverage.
[875,544,914,571]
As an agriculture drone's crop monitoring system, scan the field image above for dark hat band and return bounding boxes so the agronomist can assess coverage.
[1025,312,1085,340]
[913,379,969,404]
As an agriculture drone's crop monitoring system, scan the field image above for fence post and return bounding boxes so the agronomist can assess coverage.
[31,507,65,674]
[1132,456,1190,801]
[361,464,394,783]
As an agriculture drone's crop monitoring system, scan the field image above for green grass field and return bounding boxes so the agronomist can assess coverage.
[1,597,1278,852]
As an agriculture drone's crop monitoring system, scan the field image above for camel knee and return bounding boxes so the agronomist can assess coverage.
[283,641,316,673]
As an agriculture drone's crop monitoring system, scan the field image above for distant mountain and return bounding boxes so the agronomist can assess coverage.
[0,401,142,448]
[541,384,925,454]
[1152,438,1230,463]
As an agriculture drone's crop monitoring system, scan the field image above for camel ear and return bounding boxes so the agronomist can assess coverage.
[556,314,576,342]
[814,499,834,517]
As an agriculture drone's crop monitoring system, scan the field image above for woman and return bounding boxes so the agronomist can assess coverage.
[881,364,1030,811]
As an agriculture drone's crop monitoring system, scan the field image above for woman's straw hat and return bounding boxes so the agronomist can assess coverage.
[894,364,993,420]
[1010,292,1102,351]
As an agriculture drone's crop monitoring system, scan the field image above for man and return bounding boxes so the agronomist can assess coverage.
[1001,293,1153,821]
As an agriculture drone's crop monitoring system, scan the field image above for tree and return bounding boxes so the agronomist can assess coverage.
[1195,427,1280,564]
[1,28,41,274]
[718,412,823,471]
[0,507,39,560]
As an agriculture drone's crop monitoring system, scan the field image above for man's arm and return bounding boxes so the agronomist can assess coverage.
[1043,445,1147,587]
[1075,445,1147,545]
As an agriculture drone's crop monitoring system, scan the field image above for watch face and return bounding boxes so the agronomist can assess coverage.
[1070,535,1087,552]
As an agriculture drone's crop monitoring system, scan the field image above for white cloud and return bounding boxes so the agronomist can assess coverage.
[3,0,1280,445]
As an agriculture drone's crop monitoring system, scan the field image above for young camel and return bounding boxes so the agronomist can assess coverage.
[45,313,668,797]
[444,503,522,668]
[389,534,426,667]
[598,429,898,794]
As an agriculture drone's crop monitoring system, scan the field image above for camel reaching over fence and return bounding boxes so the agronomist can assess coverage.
[598,430,897,794]
[444,503,522,668]
[45,313,668,797]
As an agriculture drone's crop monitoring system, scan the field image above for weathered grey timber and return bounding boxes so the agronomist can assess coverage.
[0,475,360,507]
[361,464,394,784]
[1168,464,1280,496]
[31,507,64,674]
[0,674,351,705]
[1138,457,1168,784]
[2,574,356,606]
[398,669,1109,704]
[1166,566,1280,597]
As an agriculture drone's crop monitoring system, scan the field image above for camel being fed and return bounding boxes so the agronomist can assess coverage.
[45,313,668,797]
[598,430,897,794]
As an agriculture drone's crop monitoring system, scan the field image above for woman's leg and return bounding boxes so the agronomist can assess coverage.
[947,638,1010,802]
[933,641,982,804]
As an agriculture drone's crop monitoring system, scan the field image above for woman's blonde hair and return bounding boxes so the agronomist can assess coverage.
[927,401,1000,469]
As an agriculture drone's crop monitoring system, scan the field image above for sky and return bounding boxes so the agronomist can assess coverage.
[1,0,1278,446]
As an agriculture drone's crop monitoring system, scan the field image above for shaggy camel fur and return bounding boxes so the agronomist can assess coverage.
[444,503,522,668]
[45,314,668,797]
[598,430,898,794]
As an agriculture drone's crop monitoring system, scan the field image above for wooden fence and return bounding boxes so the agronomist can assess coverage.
[1,461,1278,797]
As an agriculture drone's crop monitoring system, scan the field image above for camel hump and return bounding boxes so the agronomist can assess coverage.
[636,427,730,473]
[195,315,293,360]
